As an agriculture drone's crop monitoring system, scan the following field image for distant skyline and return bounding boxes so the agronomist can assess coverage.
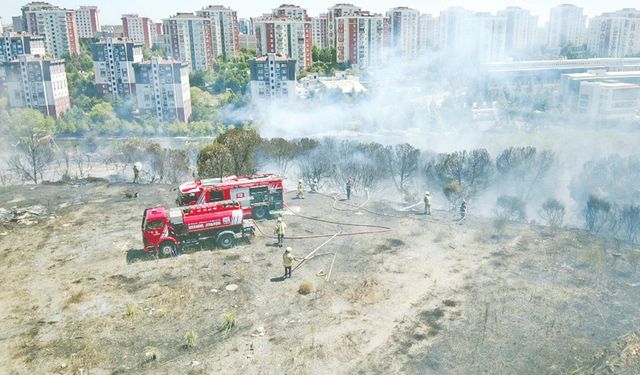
[2,0,639,27]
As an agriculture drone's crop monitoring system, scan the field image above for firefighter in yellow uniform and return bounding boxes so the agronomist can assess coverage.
[297,179,305,199]
[274,217,287,247]
[283,247,295,278]
[424,191,432,215]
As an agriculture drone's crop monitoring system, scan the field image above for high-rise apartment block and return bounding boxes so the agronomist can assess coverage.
[92,37,143,99]
[163,13,213,71]
[249,53,296,100]
[335,12,389,69]
[327,3,361,49]
[547,4,586,49]
[418,14,439,50]
[75,6,100,39]
[21,1,80,57]
[121,14,153,47]
[387,7,420,56]
[498,7,538,53]
[1,32,46,63]
[134,57,192,122]
[312,14,328,48]
[4,54,70,117]
[587,9,640,58]
[254,17,312,70]
[196,5,239,60]
[272,4,308,20]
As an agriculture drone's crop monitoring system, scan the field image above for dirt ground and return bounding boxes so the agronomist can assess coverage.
[0,182,639,374]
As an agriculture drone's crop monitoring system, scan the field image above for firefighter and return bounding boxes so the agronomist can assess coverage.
[346,177,353,200]
[133,164,140,184]
[297,179,305,199]
[274,217,287,247]
[460,199,467,219]
[283,247,295,278]
[311,178,318,193]
[424,191,432,215]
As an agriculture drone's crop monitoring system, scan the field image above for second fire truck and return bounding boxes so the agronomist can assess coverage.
[176,174,284,220]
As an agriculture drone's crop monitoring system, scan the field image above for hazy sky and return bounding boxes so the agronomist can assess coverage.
[1,0,638,26]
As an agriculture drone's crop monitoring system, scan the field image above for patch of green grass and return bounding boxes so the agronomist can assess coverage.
[222,310,237,338]
[124,303,140,318]
[185,330,198,349]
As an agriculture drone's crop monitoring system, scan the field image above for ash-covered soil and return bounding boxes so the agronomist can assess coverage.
[0,182,639,374]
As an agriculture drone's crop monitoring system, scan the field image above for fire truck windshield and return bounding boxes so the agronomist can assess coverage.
[145,220,164,231]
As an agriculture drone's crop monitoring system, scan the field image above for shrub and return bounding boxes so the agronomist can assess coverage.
[298,280,313,295]
[540,198,565,228]
[495,195,527,222]
[144,346,159,361]
[584,195,612,233]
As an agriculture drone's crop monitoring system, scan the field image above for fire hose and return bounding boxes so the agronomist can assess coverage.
[251,199,391,240]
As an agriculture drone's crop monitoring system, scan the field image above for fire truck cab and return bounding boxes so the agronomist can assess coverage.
[142,200,254,258]
[177,174,284,220]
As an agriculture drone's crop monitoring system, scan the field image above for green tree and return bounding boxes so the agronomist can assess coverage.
[3,108,56,136]
[216,127,263,176]
[190,87,219,122]
[197,142,233,179]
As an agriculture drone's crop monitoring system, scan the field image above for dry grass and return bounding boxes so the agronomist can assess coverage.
[62,289,84,309]
[298,280,313,295]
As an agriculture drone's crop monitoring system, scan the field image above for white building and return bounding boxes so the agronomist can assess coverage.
[419,14,439,50]
[4,54,70,117]
[196,5,239,60]
[121,14,153,48]
[547,4,586,50]
[300,71,366,98]
[272,4,308,20]
[578,81,640,119]
[587,9,640,58]
[92,37,143,99]
[133,57,192,123]
[473,13,507,62]
[312,14,328,48]
[249,53,296,101]
[75,6,100,39]
[439,7,474,50]
[254,17,312,70]
[163,13,213,72]
[327,3,361,50]
[335,12,389,69]
[497,7,538,53]
[21,1,80,57]
[386,7,420,57]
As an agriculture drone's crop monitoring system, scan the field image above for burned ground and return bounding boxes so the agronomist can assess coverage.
[0,183,639,374]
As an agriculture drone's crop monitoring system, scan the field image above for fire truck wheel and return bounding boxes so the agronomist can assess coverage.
[252,206,269,220]
[217,232,236,249]
[159,242,177,258]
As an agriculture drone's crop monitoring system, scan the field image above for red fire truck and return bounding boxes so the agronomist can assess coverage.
[176,174,284,220]
[142,200,255,257]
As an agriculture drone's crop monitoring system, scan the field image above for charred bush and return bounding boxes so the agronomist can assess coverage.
[539,198,565,228]
[584,195,614,234]
[496,146,554,200]
[495,195,527,222]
